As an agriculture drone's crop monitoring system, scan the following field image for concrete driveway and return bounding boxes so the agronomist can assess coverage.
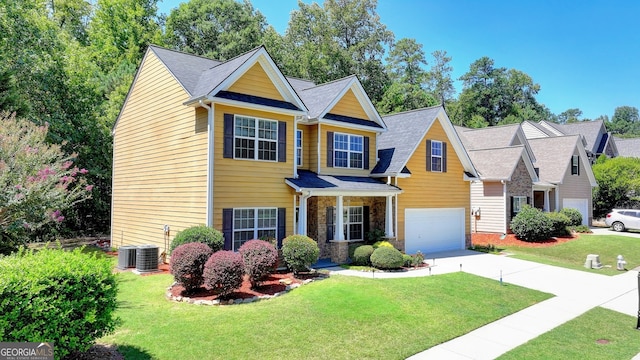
[590,226,640,238]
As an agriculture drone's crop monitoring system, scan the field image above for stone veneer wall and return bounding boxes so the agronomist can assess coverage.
[306,196,386,259]
[506,158,533,232]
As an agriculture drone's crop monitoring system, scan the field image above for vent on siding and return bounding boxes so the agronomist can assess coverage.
[135,245,159,272]
[117,246,137,270]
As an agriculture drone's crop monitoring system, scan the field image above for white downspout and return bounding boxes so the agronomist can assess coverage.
[199,100,214,227]
[502,181,507,234]
[298,192,312,235]
[317,123,322,174]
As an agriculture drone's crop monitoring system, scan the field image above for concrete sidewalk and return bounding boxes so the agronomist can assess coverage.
[328,250,639,360]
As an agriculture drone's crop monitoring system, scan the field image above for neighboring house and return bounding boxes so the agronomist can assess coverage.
[111,45,476,263]
[527,135,597,225]
[456,125,548,233]
[522,120,618,163]
[456,125,597,231]
[614,137,640,158]
[371,106,478,254]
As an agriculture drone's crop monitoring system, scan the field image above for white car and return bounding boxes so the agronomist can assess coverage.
[605,209,640,232]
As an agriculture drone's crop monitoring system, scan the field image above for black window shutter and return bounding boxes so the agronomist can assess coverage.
[426,140,432,171]
[326,206,335,242]
[363,136,370,169]
[577,156,580,175]
[222,208,233,250]
[363,206,370,241]
[223,114,234,159]
[510,196,515,219]
[527,197,531,205]
[278,121,286,162]
[442,142,447,172]
[277,207,286,248]
[327,131,334,167]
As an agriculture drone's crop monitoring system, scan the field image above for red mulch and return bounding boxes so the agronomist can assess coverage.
[472,232,579,248]
[168,272,322,301]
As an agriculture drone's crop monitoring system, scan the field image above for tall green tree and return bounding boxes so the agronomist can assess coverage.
[609,106,640,136]
[592,156,640,217]
[48,0,92,45]
[163,0,267,61]
[455,57,545,126]
[426,50,455,104]
[558,108,583,124]
[386,38,426,85]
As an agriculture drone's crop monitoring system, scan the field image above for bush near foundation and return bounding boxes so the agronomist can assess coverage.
[560,207,583,227]
[170,242,213,293]
[281,235,319,274]
[547,212,571,237]
[352,245,374,266]
[170,225,224,254]
[203,251,244,297]
[510,205,553,242]
[0,247,118,359]
[370,246,404,270]
[238,239,278,288]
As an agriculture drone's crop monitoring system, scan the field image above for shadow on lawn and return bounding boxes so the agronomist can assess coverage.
[116,344,154,360]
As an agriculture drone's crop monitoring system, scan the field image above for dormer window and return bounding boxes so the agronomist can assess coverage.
[430,140,443,172]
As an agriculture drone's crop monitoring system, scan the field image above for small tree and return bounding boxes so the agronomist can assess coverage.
[0,113,91,254]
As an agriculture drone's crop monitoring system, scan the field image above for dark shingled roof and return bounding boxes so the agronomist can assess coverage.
[467,146,527,181]
[373,106,442,175]
[287,170,401,193]
[298,76,355,119]
[150,46,220,94]
[324,113,383,129]
[614,137,640,158]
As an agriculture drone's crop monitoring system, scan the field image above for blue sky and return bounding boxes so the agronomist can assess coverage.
[157,0,640,120]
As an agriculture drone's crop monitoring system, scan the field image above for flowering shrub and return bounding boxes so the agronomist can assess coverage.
[203,251,245,298]
[372,240,394,249]
[281,235,319,274]
[0,113,91,254]
[238,239,278,288]
[0,247,118,359]
[170,225,224,254]
[170,243,213,293]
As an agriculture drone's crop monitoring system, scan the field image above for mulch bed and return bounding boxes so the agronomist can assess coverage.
[471,232,580,248]
[168,272,321,301]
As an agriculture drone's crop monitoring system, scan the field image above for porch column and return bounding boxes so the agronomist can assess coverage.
[334,195,345,241]
[298,194,307,235]
[385,195,395,238]
[544,190,550,212]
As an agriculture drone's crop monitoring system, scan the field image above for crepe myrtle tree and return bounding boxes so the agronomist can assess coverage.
[0,112,92,254]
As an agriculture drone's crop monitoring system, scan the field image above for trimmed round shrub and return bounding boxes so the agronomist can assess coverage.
[281,234,320,274]
[372,240,394,249]
[170,225,224,254]
[170,242,213,293]
[546,212,571,237]
[560,207,583,226]
[370,246,404,270]
[510,205,553,242]
[203,251,245,297]
[0,247,118,359]
[238,239,278,288]
[402,254,413,267]
[352,245,374,266]
[348,242,364,260]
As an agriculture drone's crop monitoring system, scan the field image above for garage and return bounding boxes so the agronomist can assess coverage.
[405,208,465,254]
[562,198,589,226]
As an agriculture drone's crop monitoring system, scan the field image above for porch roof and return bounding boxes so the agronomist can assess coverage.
[286,170,402,196]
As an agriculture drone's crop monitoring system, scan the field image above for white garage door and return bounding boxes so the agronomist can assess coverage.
[405,208,465,254]
[562,198,589,226]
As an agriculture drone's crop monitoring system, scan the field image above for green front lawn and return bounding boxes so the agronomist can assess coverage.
[102,271,551,359]
[499,307,640,359]
[504,234,640,275]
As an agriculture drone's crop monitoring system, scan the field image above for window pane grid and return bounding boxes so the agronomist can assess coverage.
[431,141,442,172]
[341,206,363,240]
[234,116,277,161]
[233,208,277,250]
[334,133,363,169]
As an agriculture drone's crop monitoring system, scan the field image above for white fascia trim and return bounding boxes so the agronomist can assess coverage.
[370,173,411,178]
[284,181,402,197]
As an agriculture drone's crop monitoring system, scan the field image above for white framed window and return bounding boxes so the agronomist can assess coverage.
[234,115,277,161]
[233,208,277,250]
[296,129,303,166]
[571,155,580,175]
[343,206,363,240]
[512,196,527,214]
[431,140,443,172]
[334,133,363,169]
